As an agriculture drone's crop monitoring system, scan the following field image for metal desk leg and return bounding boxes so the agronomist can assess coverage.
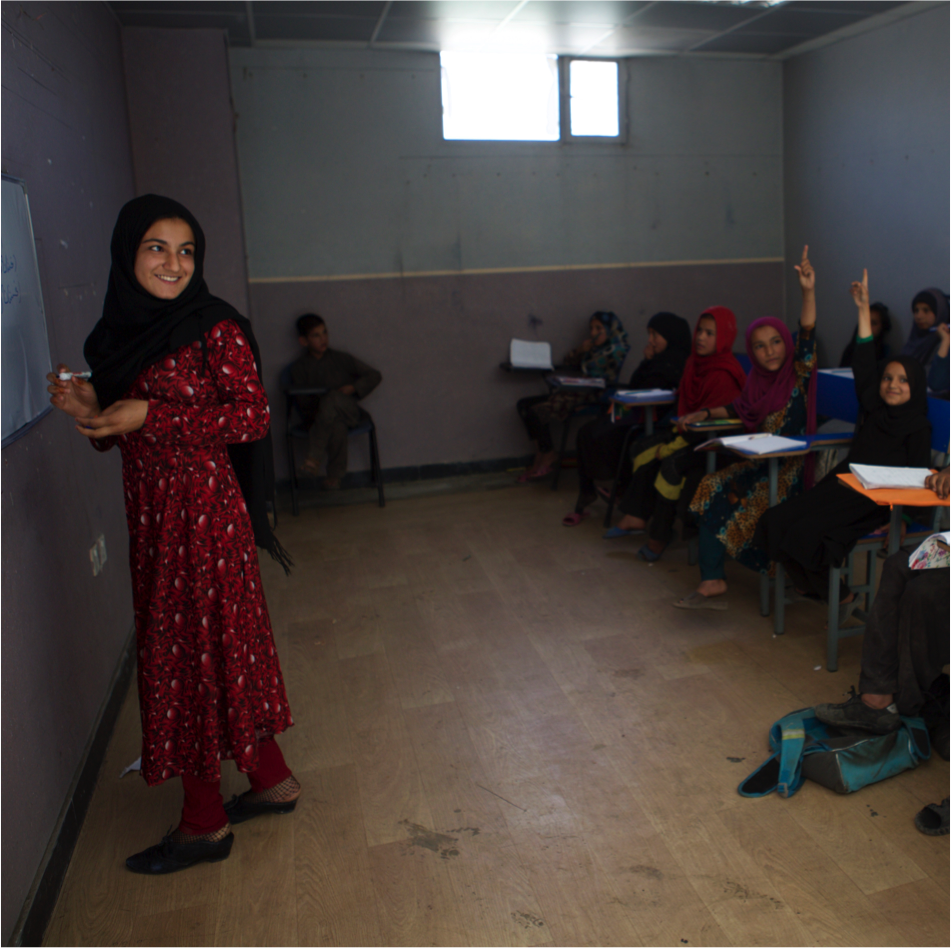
[761,457,779,617]
[888,504,902,556]
[759,572,770,617]
[706,451,716,475]
[773,562,785,634]
[768,457,778,507]
[644,406,655,437]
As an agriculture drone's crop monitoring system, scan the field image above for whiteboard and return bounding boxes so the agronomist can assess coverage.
[2,175,52,447]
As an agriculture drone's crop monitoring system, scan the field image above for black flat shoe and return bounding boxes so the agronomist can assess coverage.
[125,831,234,874]
[223,792,298,825]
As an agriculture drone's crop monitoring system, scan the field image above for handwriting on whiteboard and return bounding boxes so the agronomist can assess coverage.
[2,252,19,306]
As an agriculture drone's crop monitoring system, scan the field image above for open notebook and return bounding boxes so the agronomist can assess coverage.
[509,339,553,370]
[695,433,807,455]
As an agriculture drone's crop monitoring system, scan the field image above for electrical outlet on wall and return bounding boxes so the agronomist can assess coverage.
[90,534,107,576]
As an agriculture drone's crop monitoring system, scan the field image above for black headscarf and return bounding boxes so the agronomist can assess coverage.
[901,288,949,365]
[84,194,292,573]
[627,311,691,389]
[848,354,932,467]
[839,302,891,368]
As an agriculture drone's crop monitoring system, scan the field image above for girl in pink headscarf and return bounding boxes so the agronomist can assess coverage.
[676,246,818,609]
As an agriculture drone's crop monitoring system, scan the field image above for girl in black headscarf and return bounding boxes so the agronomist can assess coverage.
[760,271,932,613]
[839,301,891,367]
[48,195,298,875]
[564,312,692,524]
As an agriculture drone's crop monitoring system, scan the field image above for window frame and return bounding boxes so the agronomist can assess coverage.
[436,52,628,146]
[558,56,628,145]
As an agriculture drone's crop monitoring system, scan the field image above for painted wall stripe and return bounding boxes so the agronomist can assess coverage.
[248,256,785,285]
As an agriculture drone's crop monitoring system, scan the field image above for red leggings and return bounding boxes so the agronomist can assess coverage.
[179,738,293,835]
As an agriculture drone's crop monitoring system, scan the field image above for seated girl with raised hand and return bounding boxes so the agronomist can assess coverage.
[564,311,692,523]
[604,307,746,555]
[839,301,891,368]
[759,270,932,619]
[675,246,819,610]
[901,287,949,377]
[516,311,630,482]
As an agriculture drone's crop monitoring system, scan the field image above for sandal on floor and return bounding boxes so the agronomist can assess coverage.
[516,464,553,483]
[673,592,728,611]
[638,544,662,562]
[914,798,950,836]
[562,511,591,527]
[603,526,643,539]
[595,485,613,503]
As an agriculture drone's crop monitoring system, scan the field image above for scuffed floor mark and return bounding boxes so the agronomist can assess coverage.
[447,826,480,837]
[624,864,664,880]
[511,911,545,930]
[613,668,644,680]
[726,756,746,763]
[399,820,460,859]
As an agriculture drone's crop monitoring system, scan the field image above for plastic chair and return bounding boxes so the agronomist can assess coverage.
[280,365,384,516]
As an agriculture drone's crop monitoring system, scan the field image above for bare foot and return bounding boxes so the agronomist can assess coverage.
[697,579,728,597]
[618,515,647,531]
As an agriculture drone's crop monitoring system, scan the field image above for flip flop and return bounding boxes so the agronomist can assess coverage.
[638,544,662,562]
[673,592,728,611]
[562,511,591,527]
[914,798,950,836]
[603,526,644,539]
[516,463,554,484]
[595,485,613,502]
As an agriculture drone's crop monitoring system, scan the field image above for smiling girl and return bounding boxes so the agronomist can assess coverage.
[759,269,932,618]
[47,194,298,875]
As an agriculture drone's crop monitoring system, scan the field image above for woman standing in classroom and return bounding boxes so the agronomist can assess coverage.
[48,195,299,874]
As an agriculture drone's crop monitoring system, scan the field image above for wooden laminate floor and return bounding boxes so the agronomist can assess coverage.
[44,482,949,947]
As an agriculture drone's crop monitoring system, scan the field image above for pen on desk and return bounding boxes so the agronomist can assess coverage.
[58,371,92,380]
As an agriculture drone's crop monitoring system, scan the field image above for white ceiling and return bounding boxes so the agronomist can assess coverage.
[108,1,917,58]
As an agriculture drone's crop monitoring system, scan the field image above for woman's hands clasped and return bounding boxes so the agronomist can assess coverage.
[47,363,148,439]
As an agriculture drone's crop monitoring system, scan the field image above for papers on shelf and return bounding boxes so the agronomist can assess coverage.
[548,374,605,389]
[611,388,675,402]
[849,464,933,491]
[695,433,807,454]
[509,339,553,370]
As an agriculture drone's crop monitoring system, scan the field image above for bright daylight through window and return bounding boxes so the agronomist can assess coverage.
[440,51,620,142]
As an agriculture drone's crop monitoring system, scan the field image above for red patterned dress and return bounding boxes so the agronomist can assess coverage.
[95,319,293,786]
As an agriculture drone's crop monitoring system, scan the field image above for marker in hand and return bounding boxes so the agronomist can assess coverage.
[58,371,92,381]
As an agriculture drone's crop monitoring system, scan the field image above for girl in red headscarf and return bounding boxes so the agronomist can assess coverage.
[676,246,818,609]
[607,307,746,560]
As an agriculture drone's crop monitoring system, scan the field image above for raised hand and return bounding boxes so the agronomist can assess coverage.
[794,245,815,293]
[849,269,869,310]
[47,364,100,420]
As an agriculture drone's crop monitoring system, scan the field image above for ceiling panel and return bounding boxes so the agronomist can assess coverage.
[630,2,765,32]
[510,1,647,26]
[255,1,389,15]
[388,1,521,23]
[254,14,379,42]
[785,1,904,12]
[107,0,913,58]
[111,0,246,11]
[595,25,719,54]
[733,7,870,35]
[374,15,446,47]
[694,30,814,55]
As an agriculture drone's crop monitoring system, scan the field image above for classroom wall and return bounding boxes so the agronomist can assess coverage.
[229,48,786,476]
[783,2,950,367]
[0,2,135,942]
[121,27,250,317]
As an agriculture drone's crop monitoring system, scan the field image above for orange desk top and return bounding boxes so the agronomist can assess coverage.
[836,472,950,508]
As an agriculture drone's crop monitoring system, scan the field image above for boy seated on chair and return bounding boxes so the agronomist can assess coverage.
[290,313,382,489]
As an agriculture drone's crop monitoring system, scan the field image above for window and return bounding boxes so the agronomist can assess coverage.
[441,51,559,142]
[440,52,623,143]
[568,60,619,138]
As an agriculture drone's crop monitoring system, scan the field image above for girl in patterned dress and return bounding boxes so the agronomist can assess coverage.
[48,195,299,874]
[516,311,630,481]
[674,245,818,610]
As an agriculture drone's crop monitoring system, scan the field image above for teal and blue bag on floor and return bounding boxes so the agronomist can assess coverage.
[739,707,931,798]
